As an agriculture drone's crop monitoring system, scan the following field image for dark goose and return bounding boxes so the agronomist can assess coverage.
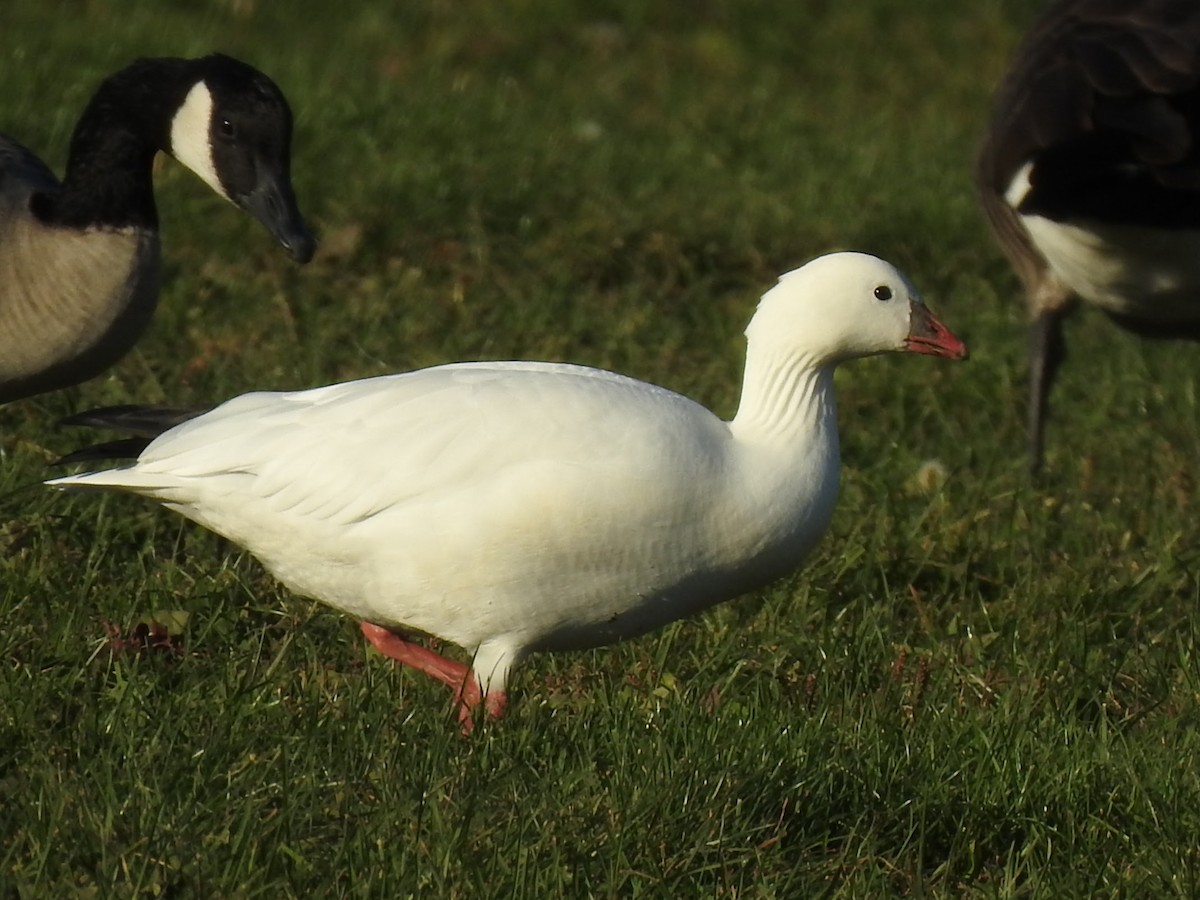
[0,54,315,403]
[977,0,1200,472]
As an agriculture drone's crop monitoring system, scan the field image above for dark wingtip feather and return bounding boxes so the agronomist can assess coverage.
[59,405,206,438]
[54,405,207,468]
[52,438,152,467]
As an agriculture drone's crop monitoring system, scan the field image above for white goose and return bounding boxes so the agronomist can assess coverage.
[49,253,967,728]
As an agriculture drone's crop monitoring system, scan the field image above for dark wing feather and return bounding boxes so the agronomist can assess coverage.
[979,0,1200,226]
[54,438,153,467]
[0,133,59,196]
[55,405,209,466]
[59,404,208,438]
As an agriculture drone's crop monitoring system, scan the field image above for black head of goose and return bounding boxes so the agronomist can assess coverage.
[976,0,1200,473]
[0,54,315,404]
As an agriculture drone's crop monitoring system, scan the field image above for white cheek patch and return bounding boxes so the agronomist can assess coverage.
[168,82,228,201]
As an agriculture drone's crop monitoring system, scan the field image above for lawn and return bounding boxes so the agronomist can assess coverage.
[4,0,1200,896]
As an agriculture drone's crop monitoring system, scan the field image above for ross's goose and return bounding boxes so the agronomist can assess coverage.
[0,54,314,404]
[49,253,967,728]
[977,0,1200,473]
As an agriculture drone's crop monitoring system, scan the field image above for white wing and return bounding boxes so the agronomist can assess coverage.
[63,360,728,528]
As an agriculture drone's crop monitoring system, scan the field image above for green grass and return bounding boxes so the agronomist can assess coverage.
[4,0,1200,895]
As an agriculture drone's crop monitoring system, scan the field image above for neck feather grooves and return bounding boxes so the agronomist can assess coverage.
[730,350,835,443]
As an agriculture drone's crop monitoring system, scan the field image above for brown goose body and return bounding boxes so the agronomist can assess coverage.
[977,0,1200,471]
[0,139,158,401]
[0,55,315,404]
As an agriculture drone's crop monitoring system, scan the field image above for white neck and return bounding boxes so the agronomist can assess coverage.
[721,346,842,587]
[729,347,837,447]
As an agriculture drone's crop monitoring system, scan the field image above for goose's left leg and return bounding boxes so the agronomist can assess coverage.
[359,621,505,731]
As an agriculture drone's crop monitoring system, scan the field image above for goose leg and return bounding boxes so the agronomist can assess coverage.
[359,621,505,731]
[1028,307,1066,475]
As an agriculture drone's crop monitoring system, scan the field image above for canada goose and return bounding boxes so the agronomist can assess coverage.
[977,0,1200,473]
[0,53,315,403]
[50,253,967,730]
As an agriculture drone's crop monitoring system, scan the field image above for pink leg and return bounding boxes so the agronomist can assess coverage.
[360,621,507,732]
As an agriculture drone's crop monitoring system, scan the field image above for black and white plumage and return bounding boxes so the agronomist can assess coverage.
[0,54,315,403]
[976,0,1200,472]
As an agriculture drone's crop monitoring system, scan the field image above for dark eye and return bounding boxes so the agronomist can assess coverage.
[218,119,236,139]
[874,285,893,302]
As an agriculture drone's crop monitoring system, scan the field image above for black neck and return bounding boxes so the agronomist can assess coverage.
[35,58,198,231]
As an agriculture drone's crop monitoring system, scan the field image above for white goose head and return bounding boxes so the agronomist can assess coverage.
[745,252,967,366]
